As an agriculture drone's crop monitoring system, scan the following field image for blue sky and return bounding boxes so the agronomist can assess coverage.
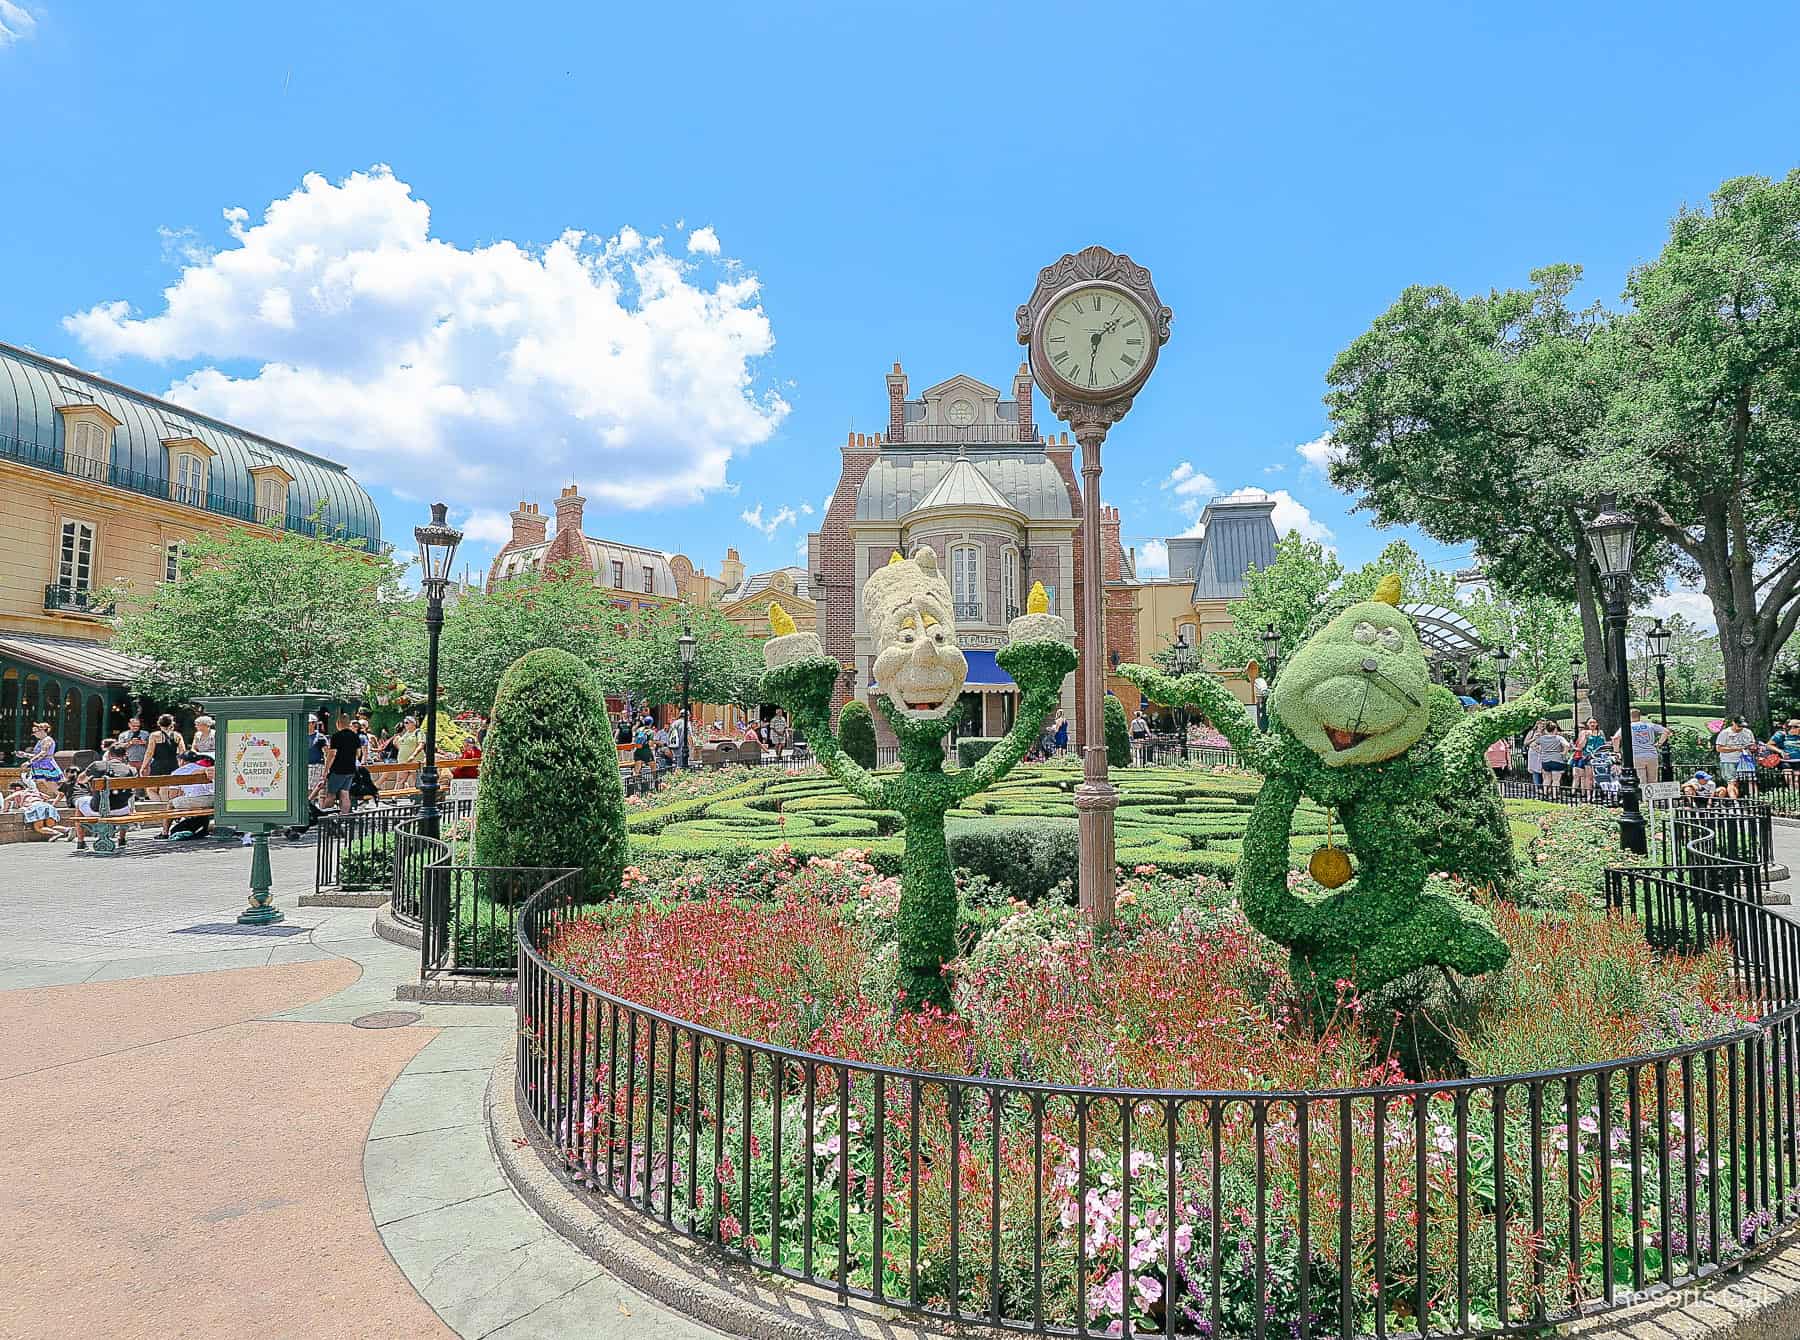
[3,1,1796,618]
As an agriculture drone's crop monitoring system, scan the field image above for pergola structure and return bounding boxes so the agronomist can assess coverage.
[0,633,148,762]
[1399,602,1488,691]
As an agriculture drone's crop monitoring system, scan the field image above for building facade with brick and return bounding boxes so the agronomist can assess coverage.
[0,341,383,760]
[806,361,1141,746]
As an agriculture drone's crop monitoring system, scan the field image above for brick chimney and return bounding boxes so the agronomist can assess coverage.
[1013,362,1034,441]
[886,361,908,443]
[1100,505,1125,582]
[508,501,546,548]
[719,546,745,593]
[542,485,594,574]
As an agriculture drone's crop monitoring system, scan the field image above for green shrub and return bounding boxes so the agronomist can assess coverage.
[1104,694,1130,768]
[955,736,1002,768]
[839,699,877,768]
[948,818,1080,902]
[452,882,516,971]
[337,834,394,890]
[473,647,627,897]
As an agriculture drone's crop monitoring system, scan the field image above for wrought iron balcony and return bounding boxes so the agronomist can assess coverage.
[953,600,984,622]
[44,584,114,616]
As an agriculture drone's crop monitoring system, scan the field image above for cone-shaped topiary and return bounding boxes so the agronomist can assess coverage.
[1104,694,1130,768]
[473,647,626,897]
[838,698,877,768]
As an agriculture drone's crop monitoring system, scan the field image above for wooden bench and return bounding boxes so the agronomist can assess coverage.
[79,772,216,851]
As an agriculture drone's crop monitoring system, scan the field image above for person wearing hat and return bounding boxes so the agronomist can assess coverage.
[1683,769,1718,804]
[1714,716,1759,797]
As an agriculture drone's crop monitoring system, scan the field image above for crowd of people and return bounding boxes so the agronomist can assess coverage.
[305,711,486,815]
[2,712,219,843]
[1485,709,1800,803]
[612,709,798,778]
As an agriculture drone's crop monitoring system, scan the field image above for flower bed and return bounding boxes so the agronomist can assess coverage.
[521,819,1783,1337]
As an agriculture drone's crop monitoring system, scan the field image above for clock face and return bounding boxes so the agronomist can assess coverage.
[1042,285,1150,395]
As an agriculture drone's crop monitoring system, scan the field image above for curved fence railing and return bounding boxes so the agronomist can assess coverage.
[317,797,475,897]
[394,818,578,978]
[513,812,1800,1338]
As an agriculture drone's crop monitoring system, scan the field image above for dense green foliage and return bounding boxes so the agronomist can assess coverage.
[1124,597,1550,1013]
[946,818,1079,901]
[761,637,1075,1011]
[955,736,1002,767]
[1104,694,1129,767]
[473,648,627,896]
[837,699,876,768]
[337,834,396,891]
[108,521,417,702]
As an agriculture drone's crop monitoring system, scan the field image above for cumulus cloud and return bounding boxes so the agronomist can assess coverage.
[1216,486,1335,545]
[457,509,517,546]
[1295,433,1345,477]
[741,503,799,538]
[686,226,721,255]
[1161,461,1218,499]
[1647,587,1717,632]
[0,2,36,47]
[1136,538,1169,579]
[63,166,788,511]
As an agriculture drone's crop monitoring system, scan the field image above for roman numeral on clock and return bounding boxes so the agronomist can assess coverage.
[1051,350,1069,364]
[1120,353,1138,368]
[1091,295,1103,312]
[1125,337,1143,345]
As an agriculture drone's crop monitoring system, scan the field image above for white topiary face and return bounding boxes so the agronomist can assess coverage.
[864,549,968,720]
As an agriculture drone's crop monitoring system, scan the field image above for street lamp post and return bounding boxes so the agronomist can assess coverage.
[1585,500,1646,854]
[678,628,697,770]
[414,502,463,841]
[1647,616,1673,780]
[1258,623,1281,732]
[1172,633,1194,758]
[1571,655,1583,727]
[1493,645,1512,706]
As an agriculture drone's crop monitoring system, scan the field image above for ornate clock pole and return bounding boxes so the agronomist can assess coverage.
[1018,246,1171,924]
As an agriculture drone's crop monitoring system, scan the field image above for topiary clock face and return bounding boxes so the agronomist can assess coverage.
[1269,597,1433,768]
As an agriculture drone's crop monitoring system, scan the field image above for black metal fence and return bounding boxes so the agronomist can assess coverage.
[395,819,577,978]
[316,798,475,896]
[513,806,1800,1337]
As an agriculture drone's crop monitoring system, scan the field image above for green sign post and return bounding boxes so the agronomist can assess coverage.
[197,693,330,926]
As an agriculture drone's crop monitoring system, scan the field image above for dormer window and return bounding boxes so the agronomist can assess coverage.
[162,436,216,508]
[611,559,625,588]
[55,404,121,484]
[247,463,295,528]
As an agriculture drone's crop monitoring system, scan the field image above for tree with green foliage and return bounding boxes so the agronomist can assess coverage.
[1104,693,1130,767]
[838,699,877,768]
[1325,263,1661,734]
[109,523,413,702]
[473,648,626,896]
[1200,532,1344,673]
[1590,171,1800,730]
[1462,587,1584,694]
[438,563,617,713]
[605,602,763,713]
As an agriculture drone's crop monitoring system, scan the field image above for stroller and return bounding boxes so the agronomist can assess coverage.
[1588,744,1623,802]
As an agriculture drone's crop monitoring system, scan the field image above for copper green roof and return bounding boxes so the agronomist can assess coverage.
[0,341,383,552]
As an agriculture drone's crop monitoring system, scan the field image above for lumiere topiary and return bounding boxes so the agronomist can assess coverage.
[1120,575,1549,1010]
[760,553,1076,1011]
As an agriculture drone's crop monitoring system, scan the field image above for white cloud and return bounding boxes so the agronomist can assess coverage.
[1160,460,1218,499]
[686,226,721,255]
[1295,433,1345,477]
[1647,587,1717,632]
[800,501,814,516]
[64,166,788,511]
[1263,462,1285,474]
[457,508,516,546]
[741,502,798,538]
[1217,485,1335,545]
[0,2,36,47]
[1137,539,1169,579]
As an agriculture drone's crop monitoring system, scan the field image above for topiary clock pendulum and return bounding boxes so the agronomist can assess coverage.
[760,554,1076,1012]
[1120,575,1554,1013]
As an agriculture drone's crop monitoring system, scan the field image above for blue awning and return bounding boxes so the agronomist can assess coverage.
[874,649,1017,693]
[963,650,1015,688]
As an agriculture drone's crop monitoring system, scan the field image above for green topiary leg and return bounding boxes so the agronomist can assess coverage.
[895,815,958,1012]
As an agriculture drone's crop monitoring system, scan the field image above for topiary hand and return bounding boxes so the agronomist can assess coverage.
[951,639,1076,801]
[1116,662,1271,769]
[761,656,886,807]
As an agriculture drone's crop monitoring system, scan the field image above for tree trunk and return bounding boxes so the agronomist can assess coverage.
[1719,618,1773,733]
[1569,524,1621,734]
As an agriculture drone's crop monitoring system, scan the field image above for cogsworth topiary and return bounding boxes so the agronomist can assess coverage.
[1120,575,1550,1011]
[760,553,1076,1012]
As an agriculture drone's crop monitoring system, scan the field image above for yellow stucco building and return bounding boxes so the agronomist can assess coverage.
[0,341,383,761]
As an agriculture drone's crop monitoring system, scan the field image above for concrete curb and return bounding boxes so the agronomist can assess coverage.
[299,890,388,907]
[487,1051,1001,1340]
[373,901,421,951]
[398,977,515,1006]
[488,1049,1800,1340]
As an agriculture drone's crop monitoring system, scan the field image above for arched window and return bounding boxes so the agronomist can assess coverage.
[950,544,981,622]
[172,453,207,506]
[1177,621,1197,649]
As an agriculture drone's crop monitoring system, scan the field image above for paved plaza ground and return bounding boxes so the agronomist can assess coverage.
[3,822,1799,1339]
[0,835,717,1340]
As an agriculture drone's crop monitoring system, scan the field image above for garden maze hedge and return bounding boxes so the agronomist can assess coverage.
[626,763,1335,881]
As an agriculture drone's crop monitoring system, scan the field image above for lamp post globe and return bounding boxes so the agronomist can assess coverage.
[1492,645,1512,705]
[1584,499,1646,855]
[414,502,462,840]
[677,629,697,770]
[1172,633,1194,752]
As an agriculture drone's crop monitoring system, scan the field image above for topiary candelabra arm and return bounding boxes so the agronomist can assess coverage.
[761,657,889,808]
[1116,662,1275,770]
[1235,771,1319,947]
[1434,678,1554,778]
[950,639,1077,802]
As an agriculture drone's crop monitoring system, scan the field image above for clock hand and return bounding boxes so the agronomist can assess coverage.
[1359,657,1421,708]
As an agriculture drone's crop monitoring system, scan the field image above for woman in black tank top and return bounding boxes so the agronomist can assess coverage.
[144,713,185,801]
